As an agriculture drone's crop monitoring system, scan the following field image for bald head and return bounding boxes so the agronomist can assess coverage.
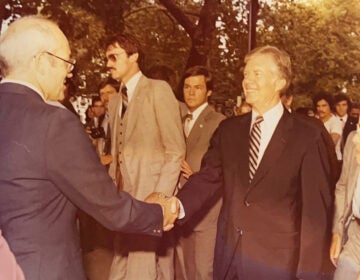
[0,16,73,101]
[0,16,67,77]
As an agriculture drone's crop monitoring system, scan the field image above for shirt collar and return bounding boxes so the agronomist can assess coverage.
[187,102,208,122]
[336,114,348,122]
[123,71,142,102]
[0,78,45,101]
[251,101,284,125]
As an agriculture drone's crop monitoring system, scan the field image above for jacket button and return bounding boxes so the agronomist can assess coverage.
[244,200,251,207]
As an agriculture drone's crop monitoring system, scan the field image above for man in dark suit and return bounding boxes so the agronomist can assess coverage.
[172,46,333,279]
[0,16,177,280]
[175,66,225,280]
[334,93,358,153]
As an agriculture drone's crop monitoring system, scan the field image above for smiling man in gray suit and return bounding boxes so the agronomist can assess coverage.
[105,34,185,280]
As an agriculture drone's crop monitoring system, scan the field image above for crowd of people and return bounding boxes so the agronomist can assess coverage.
[1,15,360,280]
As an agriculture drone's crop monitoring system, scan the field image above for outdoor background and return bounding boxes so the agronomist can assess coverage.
[1,0,359,108]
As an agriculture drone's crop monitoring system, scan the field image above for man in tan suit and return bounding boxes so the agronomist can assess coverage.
[331,128,360,280]
[105,33,185,280]
[175,66,225,280]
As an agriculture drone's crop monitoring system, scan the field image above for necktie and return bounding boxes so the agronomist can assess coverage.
[121,85,128,118]
[249,115,264,182]
[184,113,193,137]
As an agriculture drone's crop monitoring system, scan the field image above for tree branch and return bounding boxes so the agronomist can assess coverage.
[157,0,197,38]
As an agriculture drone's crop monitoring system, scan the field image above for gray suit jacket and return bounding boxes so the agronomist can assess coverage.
[0,83,163,280]
[108,75,185,199]
[333,131,360,237]
[180,105,225,230]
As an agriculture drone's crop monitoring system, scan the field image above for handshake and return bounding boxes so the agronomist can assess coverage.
[145,192,181,232]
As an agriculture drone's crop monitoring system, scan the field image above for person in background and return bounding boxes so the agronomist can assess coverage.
[330,127,360,280]
[350,103,360,120]
[334,94,358,150]
[280,92,293,112]
[295,107,315,118]
[175,65,225,280]
[85,96,106,134]
[97,78,119,166]
[234,99,252,116]
[313,93,343,162]
[60,78,78,115]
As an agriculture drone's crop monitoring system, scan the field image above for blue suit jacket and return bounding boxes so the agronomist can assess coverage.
[0,83,163,280]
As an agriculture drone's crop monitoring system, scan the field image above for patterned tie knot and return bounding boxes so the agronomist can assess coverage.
[255,115,264,124]
[121,86,128,97]
[185,113,193,120]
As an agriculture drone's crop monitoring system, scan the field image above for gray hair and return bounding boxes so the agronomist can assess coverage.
[0,16,60,77]
[244,45,292,95]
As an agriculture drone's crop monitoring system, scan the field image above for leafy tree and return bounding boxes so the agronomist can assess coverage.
[2,0,359,108]
[257,0,360,107]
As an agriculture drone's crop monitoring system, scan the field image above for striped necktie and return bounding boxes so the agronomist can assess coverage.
[121,85,128,118]
[249,115,264,182]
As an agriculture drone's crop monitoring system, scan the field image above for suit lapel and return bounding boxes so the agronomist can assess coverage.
[109,93,122,141]
[250,110,293,187]
[236,114,252,186]
[186,106,212,147]
[123,76,146,140]
[0,82,44,102]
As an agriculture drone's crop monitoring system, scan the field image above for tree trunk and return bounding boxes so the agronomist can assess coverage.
[158,0,221,68]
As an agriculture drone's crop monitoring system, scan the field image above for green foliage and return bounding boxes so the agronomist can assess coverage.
[1,0,359,108]
[257,0,360,108]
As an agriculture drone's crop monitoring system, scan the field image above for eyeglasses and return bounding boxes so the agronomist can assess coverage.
[44,51,76,72]
[106,51,128,63]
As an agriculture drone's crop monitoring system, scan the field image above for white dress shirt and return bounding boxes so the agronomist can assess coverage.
[251,102,284,167]
[336,114,348,129]
[118,71,142,117]
[185,102,208,134]
[324,114,343,160]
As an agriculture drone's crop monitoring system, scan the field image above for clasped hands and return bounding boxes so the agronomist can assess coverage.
[145,192,180,231]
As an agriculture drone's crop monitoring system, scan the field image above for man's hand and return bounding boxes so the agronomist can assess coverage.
[100,154,112,166]
[330,233,342,267]
[145,192,179,231]
[181,160,194,179]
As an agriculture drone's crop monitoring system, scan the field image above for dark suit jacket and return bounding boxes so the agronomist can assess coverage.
[177,110,333,280]
[341,115,357,151]
[0,83,163,280]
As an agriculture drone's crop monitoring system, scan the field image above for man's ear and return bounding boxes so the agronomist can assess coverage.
[129,53,139,63]
[207,90,212,97]
[275,78,286,93]
[34,53,48,76]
